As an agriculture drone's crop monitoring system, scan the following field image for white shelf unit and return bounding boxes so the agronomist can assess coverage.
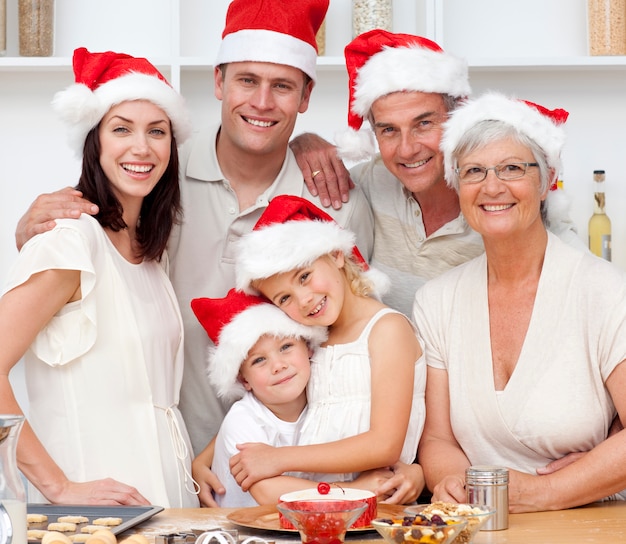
[6,54,626,72]
[3,0,626,287]
[0,0,624,73]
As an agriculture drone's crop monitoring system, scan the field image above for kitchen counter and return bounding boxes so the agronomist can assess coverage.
[125,501,626,544]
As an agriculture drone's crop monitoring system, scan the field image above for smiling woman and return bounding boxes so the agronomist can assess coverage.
[455,136,548,242]
[414,91,626,513]
[96,99,173,262]
[0,47,200,508]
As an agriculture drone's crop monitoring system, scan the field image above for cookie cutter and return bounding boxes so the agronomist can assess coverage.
[155,532,197,544]
[194,530,274,544]
[155,529,274,544]
[155,529,230,544]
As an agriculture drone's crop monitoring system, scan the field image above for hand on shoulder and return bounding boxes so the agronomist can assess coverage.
[290,132,354,210]
[16,187,99,250]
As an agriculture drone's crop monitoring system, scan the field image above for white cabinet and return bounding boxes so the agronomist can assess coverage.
[2,0,626,281]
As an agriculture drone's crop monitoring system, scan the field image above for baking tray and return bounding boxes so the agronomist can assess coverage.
[27,504,163,541]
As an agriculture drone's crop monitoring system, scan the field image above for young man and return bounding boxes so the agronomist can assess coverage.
[14,0,374,463]
[167,0,373,461]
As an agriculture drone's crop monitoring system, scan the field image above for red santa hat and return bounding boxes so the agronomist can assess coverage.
[214,0,328,82]
[235,195,390,299]
[191,288,327,401]
[336,29,471,161]
[52,47,192,157]
[440,91,571,226]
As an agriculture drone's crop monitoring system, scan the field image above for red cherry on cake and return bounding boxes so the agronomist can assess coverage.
[317,482,331,495]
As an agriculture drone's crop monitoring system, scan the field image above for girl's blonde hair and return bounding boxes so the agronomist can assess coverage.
[338,252,376,298]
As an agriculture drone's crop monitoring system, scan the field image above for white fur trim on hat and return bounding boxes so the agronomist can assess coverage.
[441,92,566,185]
[52,72,192,157]
[209,302,327,401]
[335,128,378,162]
[215,29,318,82]
[352,45,470,120]
[235,220,356,293]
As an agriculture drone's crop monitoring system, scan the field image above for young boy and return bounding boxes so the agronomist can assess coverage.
[190,288,327,507]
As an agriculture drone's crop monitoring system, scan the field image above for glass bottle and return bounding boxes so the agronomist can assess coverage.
[352,0,392,38]
[588,170,612,261]
[0,415,27,544]
[18,0,55,57]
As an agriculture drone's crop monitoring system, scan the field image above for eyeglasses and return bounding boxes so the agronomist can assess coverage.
[455,162,539,184]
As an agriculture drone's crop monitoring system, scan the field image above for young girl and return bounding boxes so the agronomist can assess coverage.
[230,194,426,493]
[0,48,198,507]
[192,288,420,506]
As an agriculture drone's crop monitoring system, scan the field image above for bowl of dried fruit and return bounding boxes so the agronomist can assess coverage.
[405,503,496,544]
[372,513,467,544]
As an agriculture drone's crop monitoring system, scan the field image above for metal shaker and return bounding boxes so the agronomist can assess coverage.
[465,465,509,530]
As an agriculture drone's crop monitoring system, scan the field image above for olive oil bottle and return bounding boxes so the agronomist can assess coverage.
[588,170,611,261]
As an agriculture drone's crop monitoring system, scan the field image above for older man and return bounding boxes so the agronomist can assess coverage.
[293,30,582,316]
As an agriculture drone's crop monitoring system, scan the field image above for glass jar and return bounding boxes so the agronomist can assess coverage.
[316,19,326,56]
[588,0,626,55]
[352,0,392,38]
[18,0,55,57]
[0,415,27,544]
[0,0,6,56]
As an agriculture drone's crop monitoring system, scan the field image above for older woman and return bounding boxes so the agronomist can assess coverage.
[414,92,626,512]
